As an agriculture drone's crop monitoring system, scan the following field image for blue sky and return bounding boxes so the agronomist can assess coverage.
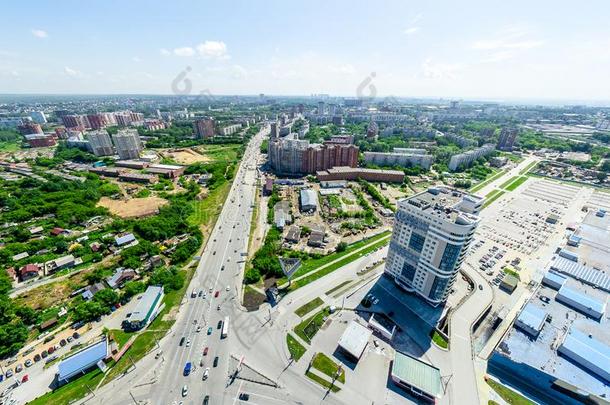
[1,0,610,102]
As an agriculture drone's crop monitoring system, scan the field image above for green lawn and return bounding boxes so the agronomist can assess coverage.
[305,371,341,392]
[103,330,164,383]
[505,176,528,191]
[28,368,105,405]
[295,297,324,317]
[294,307,330,344]
[469,169,507,193]
[503,267,520,280]
[431,330,448,349]
[188,180,232,226]
[483,190,505,209]
[325,280,352,296]
[500,176,520,189]
[519,160,538,175]
[286,333,307,361]
[312,352,345,383]
[485,378,535,405]
[0,141,20,153]
[287,237,390,291]
[279,230,391,283]
[197,144,241,162]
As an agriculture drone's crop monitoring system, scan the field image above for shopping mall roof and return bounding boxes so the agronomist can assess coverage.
[558,327,610,383]
[337,321,371,360]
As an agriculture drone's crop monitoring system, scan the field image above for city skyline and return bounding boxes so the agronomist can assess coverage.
[1,0,610,103]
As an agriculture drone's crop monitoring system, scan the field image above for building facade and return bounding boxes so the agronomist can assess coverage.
[384,187,482,306]
[364,151,434,170]
[112,129,143,160]
[497,127,518,151]
[193,118,215,138]
[87,130,114,156]
[448,144,495,171]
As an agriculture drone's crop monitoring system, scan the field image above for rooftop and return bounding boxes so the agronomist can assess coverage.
[129,285,163,324]
[391,351,443,398]
[57,338,108,381]
[337,320,371,360]
[399,187,481,224]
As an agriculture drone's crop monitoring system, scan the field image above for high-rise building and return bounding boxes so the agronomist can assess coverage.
[87,114,107,130]
[317,101,326,115]
[87,130,114,156]
[115,112,132,127]
[364,151,434,170]
[17,121,43,135]
[385,187,483,306]
[62,114,89,129]
[193,118,215,138]
[367,120,379,140]
[112,129,143,159]
[497,128,518,151]
[29,111,47,124]
[269,121,280,139]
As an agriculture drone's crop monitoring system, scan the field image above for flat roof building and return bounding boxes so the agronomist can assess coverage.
[316,167,405,183]
[337,321,372,361]
[123,286,164,331]
[300,189,318,212]
[391,351,443,402]
[364,151,433,170]
[56,338,108,384]
[146,164,185,179]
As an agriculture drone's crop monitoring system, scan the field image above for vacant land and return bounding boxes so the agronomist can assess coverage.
[195,144,242,162]
[162,148,209,165]
[98,196,168,218]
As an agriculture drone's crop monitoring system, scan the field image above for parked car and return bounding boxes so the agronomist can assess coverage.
[33,354,41,362]
[15,364,23,373]
[41,351,48,359]
[24,359,32,368]
[72,332,80,339]
[5,369,13,378]
[179,337,186,346]
[203,395,210,405]
[203,347,209,356]
[202,367,209,380]
[207,327,213,335]
[214,291,219,298]
[182,385,188,397]
[59,339,67,347]
[67,336,74,343]
[21,374,28,383]
[217,320,222,329]
[213,356,219,367]
[239,393,250,401]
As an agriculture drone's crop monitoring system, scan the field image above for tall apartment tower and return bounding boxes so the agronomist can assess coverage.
[269,121,280,139]
[384,187,483,306]
[87,130,114,156]
[112,129,143,160]
[193,118,215,139]
[497,128,518,151]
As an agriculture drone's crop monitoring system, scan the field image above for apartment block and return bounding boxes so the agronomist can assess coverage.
[384,187,482,306]
[112,129,143,160]
[448,144,495,171]
[193,118,215,138]
[87,130,114,156]
[364,151,434,170]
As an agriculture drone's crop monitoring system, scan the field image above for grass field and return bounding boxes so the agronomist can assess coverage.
[197,144,242,162]
[485,378,535,405]
[294,307,330,344]
[0,141,20,153]
[305,371,341,392]
[325,280,352,296]
[470,169,507,193]
[28,368,105,405]
[505,176,528,191]
[312,352,345,383]
[500,176,519,189]
[281,230,391,283]
[188,180,232,227]
[295,297,324,317]
[287,236,390,291]
[286,333,307,361]
[483,189,506,209]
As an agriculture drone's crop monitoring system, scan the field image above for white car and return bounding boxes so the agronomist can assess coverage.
[202,367,210,380]
[225,285,230,291]
[186,340,191,347]
[182,385,188,397]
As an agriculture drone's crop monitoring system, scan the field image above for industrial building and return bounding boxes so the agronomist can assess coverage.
[316,167,405,183]
[299,189,318,212]
[123,286,164,331]
[273,201,292,229]
[56,338,109,384]
[384,187,482,306]
[489,213,610,405]
[448,144,495,171]
[364,151,434,170]
[146,164,185,179]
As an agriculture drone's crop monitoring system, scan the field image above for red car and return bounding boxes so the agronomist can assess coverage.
[214,291,219,298]
[21,374,29,383]
[203,347,209,356]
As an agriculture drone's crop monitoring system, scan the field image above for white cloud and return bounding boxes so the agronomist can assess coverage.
[173,47,195,57]
[329,63,356,75]
[132,56,142,62]
[196,41,229,59]
[472,39,544,50]
[480,51,515,63]
[410,13,424,25]
[421,59,461,80]
[403,27,419,35]
[64,66,82,77]
[31,29,48,38]
[160,48,171,56]
[231,64,248,79]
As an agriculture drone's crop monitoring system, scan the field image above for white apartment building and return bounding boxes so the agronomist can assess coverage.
[364,151,434,170]
[220,124,242,136]
[384,187,483,306]
[87,130,114,156]
[448,143,495,171]
[112,129,143,160]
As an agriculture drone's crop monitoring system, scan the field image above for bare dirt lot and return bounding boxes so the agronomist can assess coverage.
[162,148,210,165]
[98,196,168,218]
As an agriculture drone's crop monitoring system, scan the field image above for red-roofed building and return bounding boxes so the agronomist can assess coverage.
[51,227,66,236]
[19,264,40,281]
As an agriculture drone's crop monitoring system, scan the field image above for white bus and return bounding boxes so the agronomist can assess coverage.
[221,316,229,338]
